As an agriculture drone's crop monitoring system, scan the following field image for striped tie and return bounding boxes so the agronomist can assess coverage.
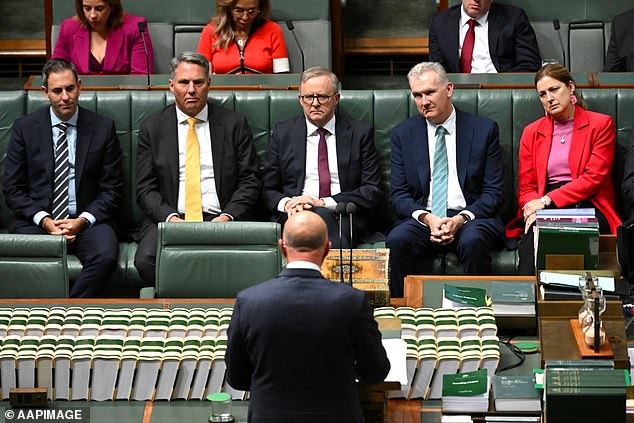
[51,122,70,220]
[431,126,448,217]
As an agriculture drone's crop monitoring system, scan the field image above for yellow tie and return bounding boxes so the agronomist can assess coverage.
[185,117,203,222]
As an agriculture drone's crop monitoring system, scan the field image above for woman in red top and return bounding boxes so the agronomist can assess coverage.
[506,64,621,274]
[197,0,289,74]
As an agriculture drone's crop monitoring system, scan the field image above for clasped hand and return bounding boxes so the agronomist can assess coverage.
[522,198,545,234]
[424,214,464,245]
[284,196,325,216]
[42,217,87,244]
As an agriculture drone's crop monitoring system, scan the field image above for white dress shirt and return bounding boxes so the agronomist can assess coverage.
[175,104,222,216]
[459,7,497,74]
[276,115,341,212]
[412,107,476,224]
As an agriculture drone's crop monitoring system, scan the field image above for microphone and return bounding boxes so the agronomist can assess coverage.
[552,19,567,68]
[335,202,347,284]
[138,21,151,88]
[285,20,305,72]
[346,203,357,287]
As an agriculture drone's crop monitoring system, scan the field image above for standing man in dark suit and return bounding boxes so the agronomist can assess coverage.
[386,62,505,297]
[134,52,261,284]
[605,8,634,72]
[429,0,541,73]
[3,58,122,297]
[226,211,390,423]
[262,67,382,247]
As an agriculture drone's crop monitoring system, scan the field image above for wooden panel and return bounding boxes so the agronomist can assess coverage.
[0,40,46,57]
[344,37,428,55]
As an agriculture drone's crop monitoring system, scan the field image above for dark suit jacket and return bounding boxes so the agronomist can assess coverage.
[605,9,634,72]
[389,107,504,222]
[624,130,634,218]
[262,114,382,239]
[226,267,390,423]
[428,3,541,73]
[3,106,122,227]
[136,102,261,229]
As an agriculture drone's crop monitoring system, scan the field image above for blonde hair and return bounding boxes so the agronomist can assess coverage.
[211,0,271,49]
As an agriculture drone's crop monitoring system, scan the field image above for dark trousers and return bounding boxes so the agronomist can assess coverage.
[11,220,118,297]
[134,213,220,285]
[386,214,504,297]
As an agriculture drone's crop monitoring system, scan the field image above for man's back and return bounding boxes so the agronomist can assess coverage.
[226,268,390,423]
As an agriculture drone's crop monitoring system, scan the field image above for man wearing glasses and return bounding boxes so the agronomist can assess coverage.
[262,67,382,248]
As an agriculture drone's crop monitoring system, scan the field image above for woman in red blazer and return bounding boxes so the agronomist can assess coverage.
[506,64,621,274]
[53,0,153,75]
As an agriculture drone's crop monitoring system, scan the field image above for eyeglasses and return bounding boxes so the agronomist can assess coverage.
[231,7,259,16]
[299,94,335,105]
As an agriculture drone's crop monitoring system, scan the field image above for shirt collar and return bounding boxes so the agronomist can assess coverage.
[306,115,336,137]
[426,106,456,135]
[49,107,79,127]
[176,103,208,124]
[460,6,489,27]
[286,261,322,272]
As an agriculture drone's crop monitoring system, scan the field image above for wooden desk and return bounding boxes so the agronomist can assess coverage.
[344,37,429,56]
[0,40,46,57]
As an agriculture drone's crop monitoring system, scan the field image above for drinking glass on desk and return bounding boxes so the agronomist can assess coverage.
[208,392,235,423]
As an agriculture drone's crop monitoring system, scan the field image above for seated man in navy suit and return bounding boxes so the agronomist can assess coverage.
[226,211,390,423]
[262,66,382,247]
[3,58,123,297]
[605,8,634,72]
[429,0,541,73]
[386,62,506,297]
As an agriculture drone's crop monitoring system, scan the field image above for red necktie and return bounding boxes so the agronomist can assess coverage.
[317,127,331,198]
[460,19,477,73]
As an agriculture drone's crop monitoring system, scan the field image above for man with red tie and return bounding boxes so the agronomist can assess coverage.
[262,67,382,247]
[429,0,541,73]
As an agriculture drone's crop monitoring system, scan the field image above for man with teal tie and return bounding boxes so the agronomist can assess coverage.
[386,62,505,297]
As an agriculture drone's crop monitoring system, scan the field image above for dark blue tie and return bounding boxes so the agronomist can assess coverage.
[52,122,70,220]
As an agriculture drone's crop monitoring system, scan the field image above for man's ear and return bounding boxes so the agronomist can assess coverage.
[279,238,288,258]
[322,241,331,260]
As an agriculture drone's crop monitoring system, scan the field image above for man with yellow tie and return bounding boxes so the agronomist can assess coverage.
[134,52,261,285]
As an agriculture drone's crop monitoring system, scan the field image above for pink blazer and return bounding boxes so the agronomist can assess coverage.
[53,14,154,75]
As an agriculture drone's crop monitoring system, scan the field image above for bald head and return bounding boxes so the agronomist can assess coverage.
[281,212,330,264]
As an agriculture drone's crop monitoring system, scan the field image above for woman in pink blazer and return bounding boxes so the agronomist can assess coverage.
[506,64,621,274]
[53,0,153,75]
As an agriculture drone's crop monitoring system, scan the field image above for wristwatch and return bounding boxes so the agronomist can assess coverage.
[458,213,471,224]
[540,196,550,207]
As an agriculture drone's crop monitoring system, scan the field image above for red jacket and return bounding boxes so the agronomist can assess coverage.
[506,105,621,239]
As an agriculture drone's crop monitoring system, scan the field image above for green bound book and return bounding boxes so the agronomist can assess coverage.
[493,375,541,412]
[443,284,490,308]
[536,225,599,269]
[546,368,630,388]
[442,369,489,413]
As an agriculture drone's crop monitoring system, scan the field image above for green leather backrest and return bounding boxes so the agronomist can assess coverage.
[0,234,68,297]
[4,88,633,236]
[0,91,26,229]
[155,221,282,298]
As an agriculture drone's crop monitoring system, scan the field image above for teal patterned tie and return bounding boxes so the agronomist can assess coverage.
[431,126,448,217]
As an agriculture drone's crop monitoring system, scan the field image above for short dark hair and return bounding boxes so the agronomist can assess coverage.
[42,58,79,89]
[74,0,124,29]
[169,52,211,79]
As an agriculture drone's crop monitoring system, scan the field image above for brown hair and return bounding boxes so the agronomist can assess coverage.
[74,0,124,29]
[535,63,588,110]
[211,0,271,49]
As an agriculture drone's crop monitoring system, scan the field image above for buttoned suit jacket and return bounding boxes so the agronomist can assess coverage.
[225,267,390,423]
[390,107,504,231]
[3,106,123,228]
[605,9,634,72]
[135,102,261,231]
[262,113,382,240]
[428,3,541,73]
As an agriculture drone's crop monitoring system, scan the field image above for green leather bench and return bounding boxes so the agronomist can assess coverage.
[0,87,632,297]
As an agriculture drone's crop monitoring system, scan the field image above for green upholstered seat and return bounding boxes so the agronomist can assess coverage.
[0,234,68,298]
[152,222,283,298]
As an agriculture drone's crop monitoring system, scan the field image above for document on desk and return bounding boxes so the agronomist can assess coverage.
[382,338,407,385]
